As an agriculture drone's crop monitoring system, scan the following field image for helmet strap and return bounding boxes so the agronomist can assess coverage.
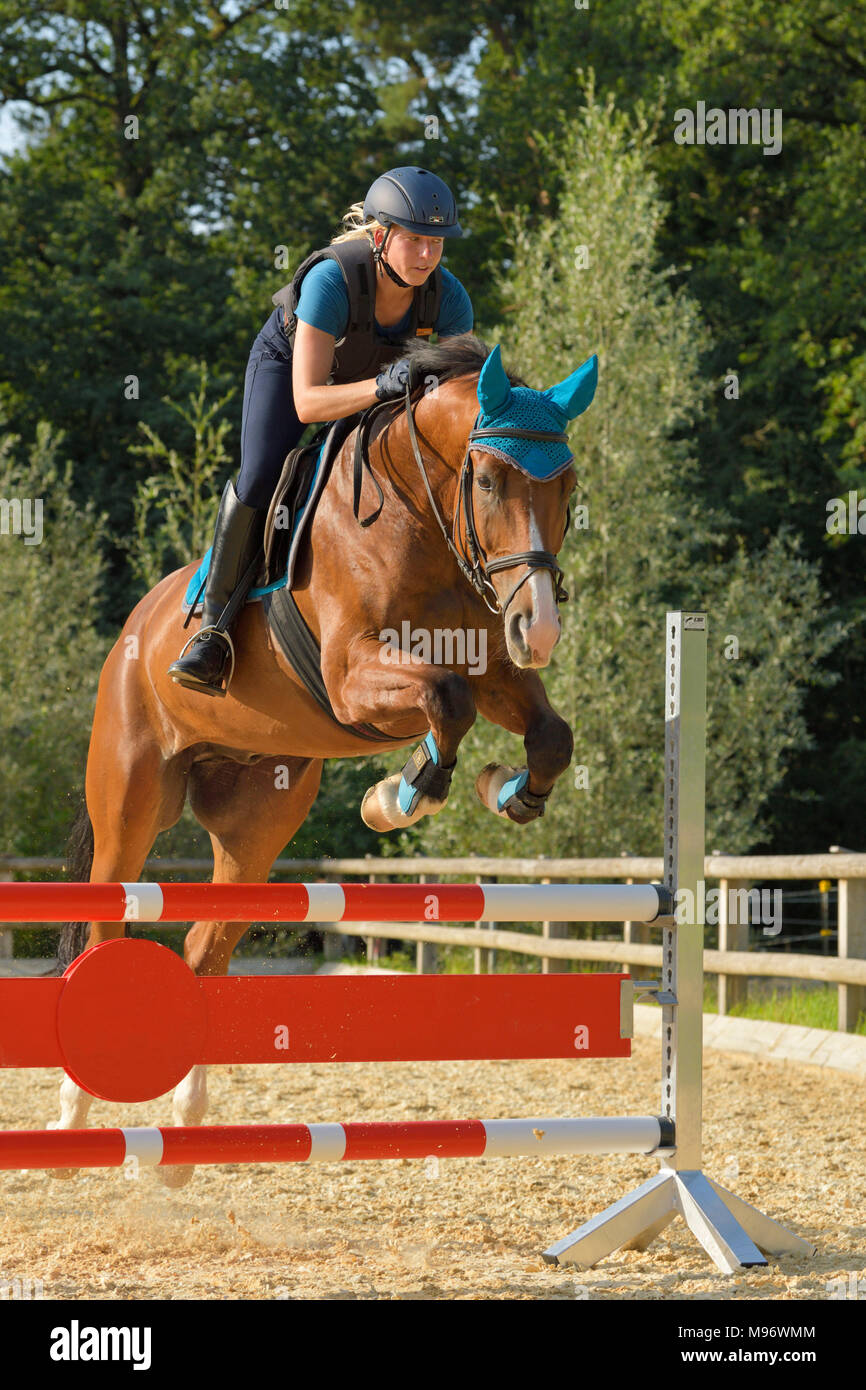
[373,226,411,289]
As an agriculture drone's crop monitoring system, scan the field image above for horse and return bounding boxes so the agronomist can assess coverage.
[52,333,598,1184]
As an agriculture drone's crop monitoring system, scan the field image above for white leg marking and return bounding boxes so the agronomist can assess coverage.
[49,1073,95,1129]
[160,1064,210,1190]
[45,1073,96,1180]
[524,506,560,662]
[172,1063,209,1127]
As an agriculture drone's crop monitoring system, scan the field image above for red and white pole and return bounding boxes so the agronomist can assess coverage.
[0,1116,670,1170]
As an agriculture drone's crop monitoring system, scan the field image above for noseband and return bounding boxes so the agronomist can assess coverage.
[352,384,571,617]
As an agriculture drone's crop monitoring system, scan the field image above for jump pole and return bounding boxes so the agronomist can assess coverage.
[0,1117,670,1170]
[0,881,671,924]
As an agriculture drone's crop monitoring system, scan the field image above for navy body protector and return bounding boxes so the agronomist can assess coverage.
[271,239,443,383]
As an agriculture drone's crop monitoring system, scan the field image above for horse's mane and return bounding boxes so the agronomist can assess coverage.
[401,333,527,388]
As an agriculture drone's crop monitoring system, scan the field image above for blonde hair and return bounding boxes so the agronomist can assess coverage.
[330,201,387,245]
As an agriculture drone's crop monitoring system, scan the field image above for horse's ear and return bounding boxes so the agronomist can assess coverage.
[476,343,512,417]
[542,353,598,422]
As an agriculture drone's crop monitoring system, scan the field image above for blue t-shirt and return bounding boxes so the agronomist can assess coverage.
[295,257,472,342]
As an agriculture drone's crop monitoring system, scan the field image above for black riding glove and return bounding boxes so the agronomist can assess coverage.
[375,358,412,401]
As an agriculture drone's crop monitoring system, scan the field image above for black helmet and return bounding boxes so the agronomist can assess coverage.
[363,167,462,238]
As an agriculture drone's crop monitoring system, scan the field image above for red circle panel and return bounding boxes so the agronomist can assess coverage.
[57,939,207,1102]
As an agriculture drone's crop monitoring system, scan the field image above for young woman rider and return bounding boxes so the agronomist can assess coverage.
[168,166,473,696]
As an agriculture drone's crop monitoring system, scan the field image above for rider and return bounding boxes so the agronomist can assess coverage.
[168,166,472,696]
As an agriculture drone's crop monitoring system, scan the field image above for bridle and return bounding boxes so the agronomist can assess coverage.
[352,383,571,618]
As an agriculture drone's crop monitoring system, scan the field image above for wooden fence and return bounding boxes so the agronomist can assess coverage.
[1,850,864,1032]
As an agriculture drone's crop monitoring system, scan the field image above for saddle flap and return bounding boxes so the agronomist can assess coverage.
[263,414,359,588]
[263,442,319,584]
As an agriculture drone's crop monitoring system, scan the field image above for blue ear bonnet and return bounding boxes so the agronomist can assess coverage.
[473,387,575,478]
[473,345,598,479]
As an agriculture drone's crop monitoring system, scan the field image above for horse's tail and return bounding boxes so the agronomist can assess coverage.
[55,797,94,973]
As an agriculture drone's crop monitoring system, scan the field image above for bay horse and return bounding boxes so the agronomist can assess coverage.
[52,334,598,1184]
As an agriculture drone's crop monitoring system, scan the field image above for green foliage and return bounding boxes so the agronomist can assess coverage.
[724,984,866,1036]
[286,757,404,861]
[0,0,863,856]
[0,418,109,854]
[409,89,843,858]
[700,535,846,847]
[0,0,387,621]
[129,362,235,593]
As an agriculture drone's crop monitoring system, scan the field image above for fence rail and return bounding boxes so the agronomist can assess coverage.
[2,851,865,1032]
[3,851,866,877]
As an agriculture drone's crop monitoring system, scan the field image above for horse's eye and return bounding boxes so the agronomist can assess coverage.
[476,475,494,492]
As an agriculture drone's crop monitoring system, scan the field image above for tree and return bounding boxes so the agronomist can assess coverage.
[129,361,236,594]
[0,0,387,622]
[406,88,843,860]
[0,417,108,855]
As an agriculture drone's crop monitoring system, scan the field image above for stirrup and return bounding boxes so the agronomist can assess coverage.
[174,625,236,691]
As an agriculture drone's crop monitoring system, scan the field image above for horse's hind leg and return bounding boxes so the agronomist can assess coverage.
[51,656,189,1165]
[164,753,323,1189]
[59,641,191,961]
[85,710,190,948]
[51,741,189,1166]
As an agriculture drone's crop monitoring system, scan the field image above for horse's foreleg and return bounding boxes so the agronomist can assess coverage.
[331,648,476,831]
[472,667,573,823]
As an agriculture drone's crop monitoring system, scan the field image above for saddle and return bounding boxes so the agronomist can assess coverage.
[261,413,357,589]
[260,404,414,744]
[182,413,357,621]
[180,405,410,744]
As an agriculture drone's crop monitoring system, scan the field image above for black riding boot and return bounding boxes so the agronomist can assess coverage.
[168,481,267,697]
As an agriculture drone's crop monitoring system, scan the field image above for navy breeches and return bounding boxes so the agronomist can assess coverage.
[236,308,306,509]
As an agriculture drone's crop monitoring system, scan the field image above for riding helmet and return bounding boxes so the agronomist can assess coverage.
[363,168,462,238]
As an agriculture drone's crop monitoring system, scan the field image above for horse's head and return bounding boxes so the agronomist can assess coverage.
[462,344,598,669]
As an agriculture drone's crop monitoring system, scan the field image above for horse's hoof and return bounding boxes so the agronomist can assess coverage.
[158,1164,195,1190]
[475,763,543,823]
[361,773,447,832]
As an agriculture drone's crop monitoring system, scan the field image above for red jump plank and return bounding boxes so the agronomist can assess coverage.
[0,940,629,1103]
